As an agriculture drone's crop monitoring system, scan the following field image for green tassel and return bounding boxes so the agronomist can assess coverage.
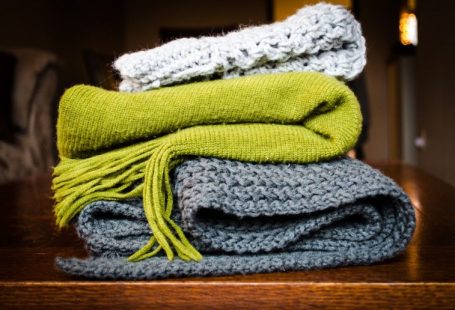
[53,141,202,261]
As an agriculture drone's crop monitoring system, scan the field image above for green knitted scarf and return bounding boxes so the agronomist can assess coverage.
[53,72,362,262]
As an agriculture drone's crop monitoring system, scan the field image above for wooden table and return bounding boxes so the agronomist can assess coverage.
[1,162,454,308]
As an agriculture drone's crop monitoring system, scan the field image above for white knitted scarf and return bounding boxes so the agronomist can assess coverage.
[114,3,366,92]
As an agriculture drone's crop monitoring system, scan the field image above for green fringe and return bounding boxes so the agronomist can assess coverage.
[53,139,202,262]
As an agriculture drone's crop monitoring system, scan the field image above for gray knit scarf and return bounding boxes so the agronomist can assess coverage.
[114,3,366,92]
[56,157,415,279]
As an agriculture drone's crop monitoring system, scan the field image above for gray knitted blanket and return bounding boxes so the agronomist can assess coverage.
[56,157,415,279]
[114,3,366,92]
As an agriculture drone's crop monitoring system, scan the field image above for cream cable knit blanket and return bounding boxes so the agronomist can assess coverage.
[114,3,366,92]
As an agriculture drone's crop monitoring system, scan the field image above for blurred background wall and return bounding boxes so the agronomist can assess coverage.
[0,0,124,86]
[415,0,455,186]
[1,0,454,186]
[124,0,269,51]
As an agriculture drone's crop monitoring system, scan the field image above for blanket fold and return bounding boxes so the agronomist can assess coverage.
[56,157,415,279]
[114,3,366,92]
[53,72,361,262]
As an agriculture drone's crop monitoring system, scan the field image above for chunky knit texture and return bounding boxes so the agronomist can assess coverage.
[114,3,366,92]
[53,72,361,262]
[56,157,415,279]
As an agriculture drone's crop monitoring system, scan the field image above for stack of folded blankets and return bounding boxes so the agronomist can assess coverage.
[54,3,415,279]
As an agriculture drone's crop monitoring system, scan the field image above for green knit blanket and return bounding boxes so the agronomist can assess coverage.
[53,72,362,262]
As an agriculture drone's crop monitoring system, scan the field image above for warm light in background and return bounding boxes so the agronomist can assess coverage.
[273,0,351,21]
[399,11,418,46]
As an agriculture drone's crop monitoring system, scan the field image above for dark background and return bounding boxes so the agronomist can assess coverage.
[1,0,454,187]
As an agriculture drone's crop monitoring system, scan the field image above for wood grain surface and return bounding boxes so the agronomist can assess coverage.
[1,162,454,308]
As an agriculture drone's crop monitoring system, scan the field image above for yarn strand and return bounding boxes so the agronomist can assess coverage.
[130,144,202,261]
[53,141,158,227]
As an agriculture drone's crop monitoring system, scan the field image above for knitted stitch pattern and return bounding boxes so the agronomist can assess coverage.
[114,3,366,92]
[56,157,415,279]
[53,72,361,262]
